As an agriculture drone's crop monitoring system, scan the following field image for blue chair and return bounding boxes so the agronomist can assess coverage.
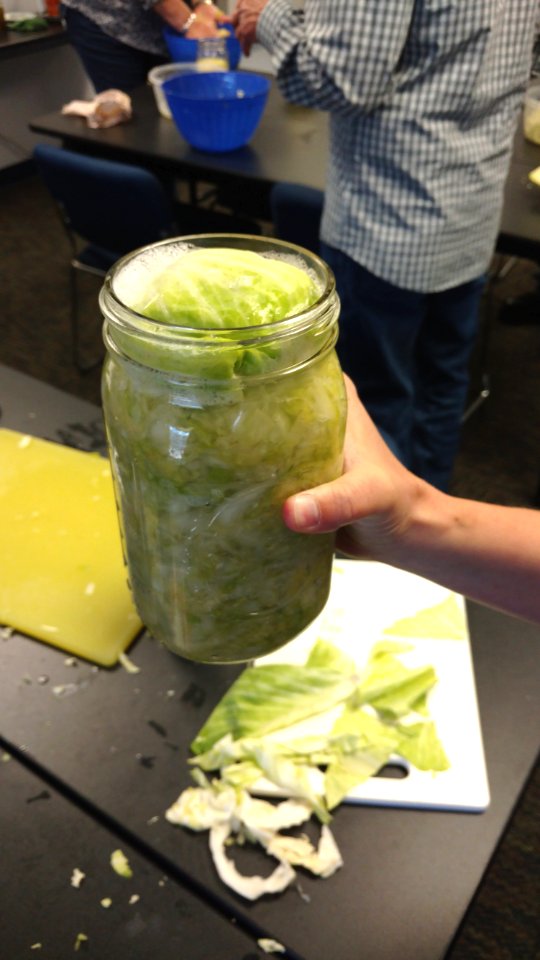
[270,182,324,254]
[33,144,261,370]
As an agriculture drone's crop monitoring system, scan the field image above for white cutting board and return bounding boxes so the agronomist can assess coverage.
[255,559,490,813]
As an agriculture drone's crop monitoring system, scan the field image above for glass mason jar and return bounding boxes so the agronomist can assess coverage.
[196,37,229,72]
[100,235,346,663]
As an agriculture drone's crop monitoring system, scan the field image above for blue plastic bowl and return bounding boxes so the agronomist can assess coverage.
[163,71,270,153]
[163,23,242,70]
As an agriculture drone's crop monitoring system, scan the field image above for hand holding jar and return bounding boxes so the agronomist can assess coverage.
[184,0,228,39]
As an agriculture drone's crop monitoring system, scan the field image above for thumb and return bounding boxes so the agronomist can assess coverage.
[283,473,362,534]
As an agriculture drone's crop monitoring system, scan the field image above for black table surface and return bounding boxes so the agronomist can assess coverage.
[0,20,66,61]
[29,82,540,259]
[29,79,327,191]
[3,754,269,960]
[1,363,539,960]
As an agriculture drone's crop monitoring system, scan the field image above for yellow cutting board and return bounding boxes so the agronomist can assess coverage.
[0,428,142,666]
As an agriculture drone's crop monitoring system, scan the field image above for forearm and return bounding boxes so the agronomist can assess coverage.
[283,376,540,626]
[387,482,540,624]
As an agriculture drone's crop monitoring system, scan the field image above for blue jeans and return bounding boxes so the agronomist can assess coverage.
[321,243,485,491]
[62,6,167,93]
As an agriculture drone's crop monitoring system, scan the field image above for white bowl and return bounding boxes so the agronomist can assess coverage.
[148,63,196,119]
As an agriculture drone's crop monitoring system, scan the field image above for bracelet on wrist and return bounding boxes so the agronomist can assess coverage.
[180,10,197,33]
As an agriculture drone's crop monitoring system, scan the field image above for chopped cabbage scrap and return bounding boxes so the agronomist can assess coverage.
[70,868,86,889]
[110,849,133,878]
[383,593,467,640]
[257,940,286,955]
[166,639,448,898]
[210,822,296,900]
[166,784,339,900]
[267,825,342,878]
[165,784,237,831]
[118,651,140,674]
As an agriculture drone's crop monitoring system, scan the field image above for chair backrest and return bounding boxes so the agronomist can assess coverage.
[270,182,324,254]
[33,144,176,255]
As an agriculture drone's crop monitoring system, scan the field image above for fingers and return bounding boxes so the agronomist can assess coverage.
[231,0,259,56]
[188,2,229,36]
[236,31,253,55]
[232,23,254,55]
[282,471,364,534]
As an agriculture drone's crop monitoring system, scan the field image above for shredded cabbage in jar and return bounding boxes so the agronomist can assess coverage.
[102,246,346,662]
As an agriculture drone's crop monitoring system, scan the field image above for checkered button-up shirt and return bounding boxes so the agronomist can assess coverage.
[258,0,539,292]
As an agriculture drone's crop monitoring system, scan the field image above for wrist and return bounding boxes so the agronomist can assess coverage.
[385,479,456,572]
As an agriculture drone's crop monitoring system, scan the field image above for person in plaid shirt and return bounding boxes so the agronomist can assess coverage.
[234,0,539,490]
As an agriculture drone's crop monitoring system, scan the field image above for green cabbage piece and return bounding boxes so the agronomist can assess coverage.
[397,721,450,772]
[188,640,449,820]
[359,652,438,717]
[191,663,358,754]
[128,248,320,329]
[112,248,323,380]
[323,708,402,809]
[249,742,329,822]
[305,637,357,674]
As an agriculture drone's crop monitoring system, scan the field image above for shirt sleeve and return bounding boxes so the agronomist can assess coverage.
[257,0,416,115]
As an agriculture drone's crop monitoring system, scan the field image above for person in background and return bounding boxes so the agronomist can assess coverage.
[233,0,539,492]
[283,375,540,627]
[61,0,227,93]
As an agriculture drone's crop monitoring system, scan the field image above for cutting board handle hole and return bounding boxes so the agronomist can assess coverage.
[375,762,409,780]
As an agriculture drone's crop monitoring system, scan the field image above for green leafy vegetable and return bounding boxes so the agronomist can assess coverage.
[397,721,450,771]
[188,639,449,820]
[323,708,400,808]
[191,663,358,754]
[360,652,437,717]
[306,637,357,674]
[110,849,133,878]
[166,639,450,898]
[129,248,320,330]
[8,16,48,32]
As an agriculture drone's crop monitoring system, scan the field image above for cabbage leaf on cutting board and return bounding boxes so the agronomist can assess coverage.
[190,639,448,815]
[165,639,449,900]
